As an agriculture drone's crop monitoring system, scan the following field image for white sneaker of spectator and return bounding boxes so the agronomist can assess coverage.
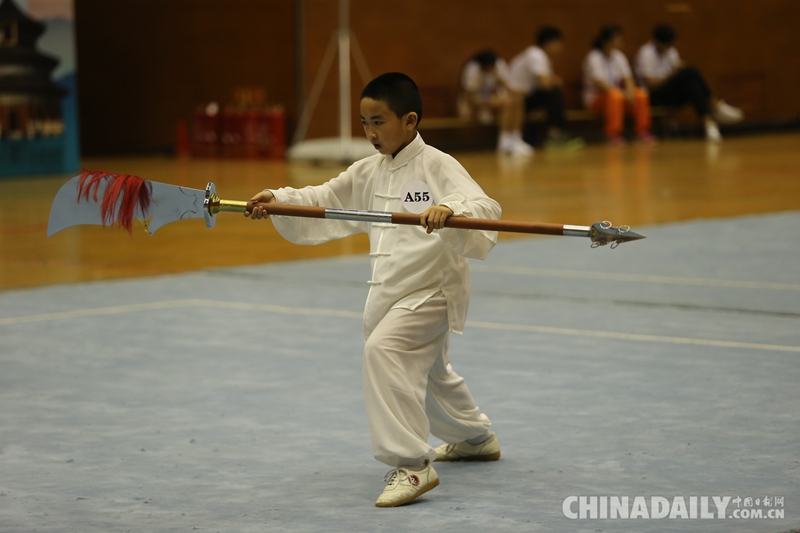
[713,100,744,124]
[705,121,722,143]
[497,132,515,154]
[510,139,534,156]
[498,132,534,157]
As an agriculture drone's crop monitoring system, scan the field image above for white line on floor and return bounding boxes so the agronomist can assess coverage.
[195,299,364,319]
[2,299,798,353]
[0,299,197,325]
[470,264,800,291]
[466,321,800,353]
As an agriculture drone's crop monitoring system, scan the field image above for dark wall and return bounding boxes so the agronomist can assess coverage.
[75,0,800,155]
[75,0,295,156]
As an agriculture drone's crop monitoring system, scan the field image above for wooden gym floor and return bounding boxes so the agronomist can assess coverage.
[2,132,799,291]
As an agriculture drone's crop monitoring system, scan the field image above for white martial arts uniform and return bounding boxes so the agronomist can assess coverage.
[268,133,501,466]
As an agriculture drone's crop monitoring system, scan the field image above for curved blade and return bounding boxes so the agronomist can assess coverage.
[47,176,207,237]
[47,175,103,237]
[147,182,207,234]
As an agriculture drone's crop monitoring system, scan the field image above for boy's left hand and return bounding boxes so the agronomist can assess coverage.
[420,205,454,234]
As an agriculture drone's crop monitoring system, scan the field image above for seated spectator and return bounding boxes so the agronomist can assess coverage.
[582,25,656,144]
[635,24,743,142]
[459,49,532,156]
[508,26,584,149]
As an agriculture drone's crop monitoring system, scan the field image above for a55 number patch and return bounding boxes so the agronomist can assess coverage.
[400,180,433,214]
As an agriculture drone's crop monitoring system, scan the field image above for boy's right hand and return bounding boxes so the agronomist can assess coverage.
[245,190,276,219]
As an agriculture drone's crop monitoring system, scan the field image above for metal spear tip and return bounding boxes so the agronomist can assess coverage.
[589,221,647,248]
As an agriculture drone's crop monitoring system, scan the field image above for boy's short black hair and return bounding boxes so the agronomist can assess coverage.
[653,24,676,44]
[537,25,563,47]
[361,72,423,126]
[473,49,498,69]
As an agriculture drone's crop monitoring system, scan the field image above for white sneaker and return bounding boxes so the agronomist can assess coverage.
[505,138,534,157]
[713,100,743,124]
[497,140,533,157]
[498,134,534,156]
[497,134,515,154]
[375,462,440,508]
[434,432,502,462]
[705,121,722,143]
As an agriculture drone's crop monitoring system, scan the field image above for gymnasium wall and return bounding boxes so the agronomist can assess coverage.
[76,0,800,155]
[75,0,296,156]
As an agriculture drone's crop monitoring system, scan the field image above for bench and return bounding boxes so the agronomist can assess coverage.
[416,84,671,150]
[418,108,671,151]
[421,107,669,130]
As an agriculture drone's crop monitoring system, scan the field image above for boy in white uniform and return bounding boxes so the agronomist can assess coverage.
[635,24,743,142]
[245,73,502,508]
[508,25,583,149]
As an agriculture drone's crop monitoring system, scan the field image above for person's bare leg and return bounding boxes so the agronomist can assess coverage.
[506,92,532,155]
[510,92,525,135]
[492,95,511,153]
[495,92,532,155]
[497,94,514,133]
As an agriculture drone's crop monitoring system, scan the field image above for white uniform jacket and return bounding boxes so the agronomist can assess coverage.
[269,133,502,338]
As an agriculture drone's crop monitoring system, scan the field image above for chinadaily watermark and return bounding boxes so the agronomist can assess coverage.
[562,495,785,520]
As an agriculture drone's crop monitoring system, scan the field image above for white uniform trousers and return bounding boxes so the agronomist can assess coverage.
[363,292,492,466]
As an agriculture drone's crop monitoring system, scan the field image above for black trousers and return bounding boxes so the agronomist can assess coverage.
[524,87,566,129]
[649,66,712,118]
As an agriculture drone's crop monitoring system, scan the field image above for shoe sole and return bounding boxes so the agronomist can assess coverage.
[375,477,440,508]
[434,450,501,462]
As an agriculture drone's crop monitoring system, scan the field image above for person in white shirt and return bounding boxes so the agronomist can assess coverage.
[459,49,532,156]
[635,24,743,142]
[246,73,502,508]
[508,26,583,149]
[582,25,656,144]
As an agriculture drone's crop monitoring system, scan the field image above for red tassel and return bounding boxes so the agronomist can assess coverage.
[77,171,153,233]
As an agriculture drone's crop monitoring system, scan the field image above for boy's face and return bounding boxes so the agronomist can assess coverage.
[360,97,417,157]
